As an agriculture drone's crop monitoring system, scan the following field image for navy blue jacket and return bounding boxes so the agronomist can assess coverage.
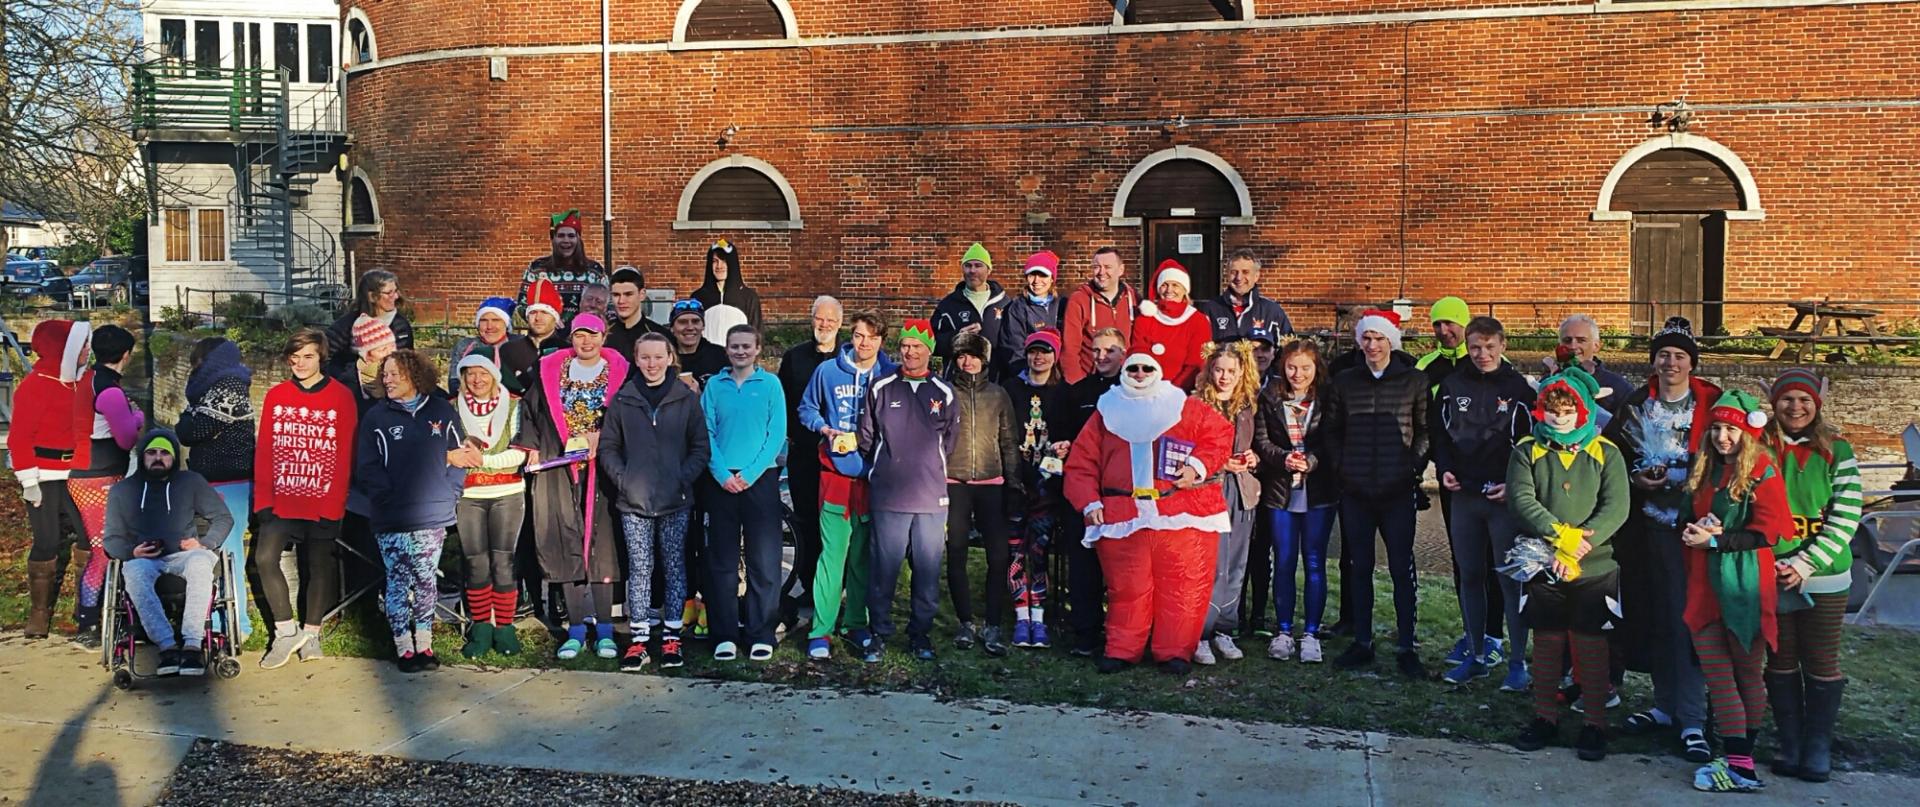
[858,371,959,514]
[355,395,466,533]
[1198,287,1295,342]
[996,293,1063,377]
[1431,363,1537,492]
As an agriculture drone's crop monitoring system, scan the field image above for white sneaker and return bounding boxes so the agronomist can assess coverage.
[1213,633,1244,661]
[1193,639,1217,665]
[1268,633,1296,661]
[1298,634,1324,663]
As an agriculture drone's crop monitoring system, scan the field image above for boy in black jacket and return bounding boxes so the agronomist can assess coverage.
[1430,317,1535,688]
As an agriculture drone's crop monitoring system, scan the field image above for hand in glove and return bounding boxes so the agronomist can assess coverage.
[21,482,43,508]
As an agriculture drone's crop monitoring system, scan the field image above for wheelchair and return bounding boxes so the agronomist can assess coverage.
[100,552,244,690]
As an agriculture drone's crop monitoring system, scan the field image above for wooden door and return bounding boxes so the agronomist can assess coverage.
[1628,212,1720,336]
[1144,218,1221,300]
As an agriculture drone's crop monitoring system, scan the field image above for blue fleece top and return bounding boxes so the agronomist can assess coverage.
[797,345,898,478]
[701,366,786,486]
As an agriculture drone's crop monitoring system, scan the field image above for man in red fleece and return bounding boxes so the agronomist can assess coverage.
[9,319,96,640]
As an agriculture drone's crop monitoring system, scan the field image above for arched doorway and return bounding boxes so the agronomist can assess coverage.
[1595,135,1763,335]
[1111,146,1254,297]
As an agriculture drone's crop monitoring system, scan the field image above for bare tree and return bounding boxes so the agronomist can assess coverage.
[1,1,141,256]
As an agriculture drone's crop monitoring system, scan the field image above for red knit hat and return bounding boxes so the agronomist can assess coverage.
[1769,368,1824,408]
[351,314,396,356]
[1024,250,1060,277]
[1024,327,1062,354]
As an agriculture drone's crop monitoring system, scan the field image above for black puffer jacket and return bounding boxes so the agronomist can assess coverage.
[599,376,711,517]
[1326,353,1428,497]
[1252,382,1342,510]
[946,368,1020,492]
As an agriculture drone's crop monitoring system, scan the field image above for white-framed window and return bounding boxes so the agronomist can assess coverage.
[672,0,798,47]
[161,207,229,263]
[150,16,336,85]
[346,9,377,66]
[1118,0,1249,25]
[347,170,382,234]
[674,156,804,230]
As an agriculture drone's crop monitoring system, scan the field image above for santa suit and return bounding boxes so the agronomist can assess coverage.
[1064,361,1232,663]
[1128,300,1211,391]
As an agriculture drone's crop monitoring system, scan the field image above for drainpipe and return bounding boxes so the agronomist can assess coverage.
[601,0,614,271]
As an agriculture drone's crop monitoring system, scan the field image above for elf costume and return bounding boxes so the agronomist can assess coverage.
[1505,366,1630,760]
[453,345,527,658]
[1762,369,1858,783]
[1686,389,1794,793]
[1063,352,1232,670]
[519,209,608,321]
[1128,259,1211,390]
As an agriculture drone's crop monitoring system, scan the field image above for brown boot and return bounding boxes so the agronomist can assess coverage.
[25,559,59,639]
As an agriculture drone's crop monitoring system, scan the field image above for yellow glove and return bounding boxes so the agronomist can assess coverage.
[1550,522,1585,582]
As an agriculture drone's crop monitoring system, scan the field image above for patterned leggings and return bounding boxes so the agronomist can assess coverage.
[1531,630,1611,727]
[622,511,689,630]
[1009,500,1053,619]
[1693,622,1768,738]
[376,529,446,642]
[1767,591,1846,680]
[68,476,117,627]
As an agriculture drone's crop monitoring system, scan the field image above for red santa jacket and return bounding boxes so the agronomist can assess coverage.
[7,320,95,485]
[1128,300,1211,389]
[1064,386,1232,545]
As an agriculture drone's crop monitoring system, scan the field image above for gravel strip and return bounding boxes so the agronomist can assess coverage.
[157,739,1010,807]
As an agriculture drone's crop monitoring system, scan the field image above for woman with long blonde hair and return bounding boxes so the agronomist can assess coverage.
[1192,341,1262,664]
[1680,390,1794,793]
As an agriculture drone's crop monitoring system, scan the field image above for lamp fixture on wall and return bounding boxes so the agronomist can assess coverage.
[1651,101,1694,133]
[716,126,738,149]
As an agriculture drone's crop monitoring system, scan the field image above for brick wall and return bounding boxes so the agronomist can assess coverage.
[341,1,1920,327]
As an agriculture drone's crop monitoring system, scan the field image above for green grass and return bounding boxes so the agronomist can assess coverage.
[4,471,1916,775]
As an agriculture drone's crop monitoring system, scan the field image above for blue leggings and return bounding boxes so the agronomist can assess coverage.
[1267,504,1336,634]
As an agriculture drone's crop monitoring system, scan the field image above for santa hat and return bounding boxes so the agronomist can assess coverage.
[1024,250,1060,277]
[1139,259,1191,318]
[523,277,562,321]
[351,314,396,357]
[1709,389,1769,438]
[475,296,515,329]
[549,208,583,235]
[1119,352,1164,395]
[1770,368,1824,409]
[456,342,503,385]
[1355,309,1403,350]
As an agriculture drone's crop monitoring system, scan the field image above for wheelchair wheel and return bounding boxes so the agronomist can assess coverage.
[112,669,135,691]
[215,656,241,680]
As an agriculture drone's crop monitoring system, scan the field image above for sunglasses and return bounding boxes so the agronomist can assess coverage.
[671,300,705,314]
[1125,364,1156,374]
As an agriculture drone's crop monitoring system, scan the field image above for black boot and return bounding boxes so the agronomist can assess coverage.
[1799,678,1846,783]
[1765,671,1805,778]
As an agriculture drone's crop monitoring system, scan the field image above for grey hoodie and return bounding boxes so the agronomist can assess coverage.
[103,427,234,560]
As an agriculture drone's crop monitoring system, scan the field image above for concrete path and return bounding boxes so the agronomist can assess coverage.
[1,637,1913,806]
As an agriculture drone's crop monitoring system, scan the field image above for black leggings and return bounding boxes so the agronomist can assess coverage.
[252,514,341,627]
[946,483,1010,628]
[456,495,524,590]
[27,479,84,563]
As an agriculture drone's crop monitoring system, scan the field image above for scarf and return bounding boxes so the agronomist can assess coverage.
[461,392,509,447]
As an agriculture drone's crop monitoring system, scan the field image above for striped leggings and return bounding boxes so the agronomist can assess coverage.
[1531,630,1610,726]
[1766,591,1846,680]
[1692,622,1768,738]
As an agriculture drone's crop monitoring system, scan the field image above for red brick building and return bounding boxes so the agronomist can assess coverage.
[340,0,1920,332]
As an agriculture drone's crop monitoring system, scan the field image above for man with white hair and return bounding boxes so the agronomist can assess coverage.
[778,296,845,626]
[1063,351,1233,675]
[1551,314,1632,420]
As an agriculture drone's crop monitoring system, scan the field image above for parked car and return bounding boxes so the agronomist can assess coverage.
[70,257,142,307]
[3,258,70,302]
[7,246,56,262]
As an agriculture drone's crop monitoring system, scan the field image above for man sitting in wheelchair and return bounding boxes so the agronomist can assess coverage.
[103,429,233,676]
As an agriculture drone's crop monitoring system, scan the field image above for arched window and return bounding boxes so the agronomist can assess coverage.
[347,169,381,234]
[674,0,797,45]
[1122,0,1249,24]
[345,9,376,65]
[674,156,803,230]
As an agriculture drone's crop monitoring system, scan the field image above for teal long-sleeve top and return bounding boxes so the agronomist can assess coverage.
[702,366,787,486]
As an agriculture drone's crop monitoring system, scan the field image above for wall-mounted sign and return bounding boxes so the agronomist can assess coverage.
[1169,207,1197,217]
[1178,233,1205,254]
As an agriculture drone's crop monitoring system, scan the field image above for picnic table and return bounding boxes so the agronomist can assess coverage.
[1761,301,1893,362]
